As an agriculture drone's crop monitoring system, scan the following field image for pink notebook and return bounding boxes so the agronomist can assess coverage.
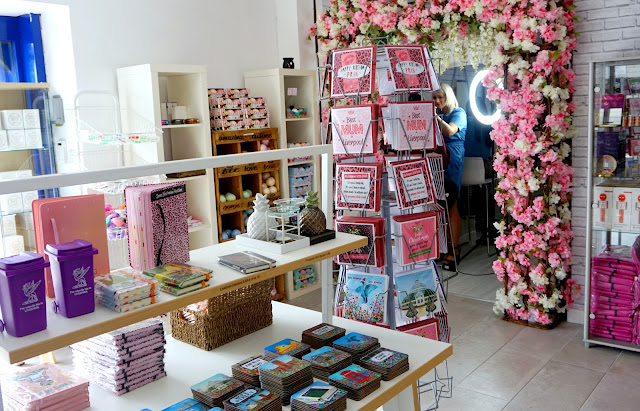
[125,183,189,271]
[32,194,109,298]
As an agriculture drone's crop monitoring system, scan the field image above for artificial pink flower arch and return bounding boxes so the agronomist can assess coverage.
[312,0,579,325]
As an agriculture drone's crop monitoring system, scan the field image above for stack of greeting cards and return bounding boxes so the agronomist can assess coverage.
[160,398,212,411]
[94,267,159,312]
[71,319,166,395]
[330,105,378,155]
[382,101,438,151]
[357,347,409,381]
[264,338,311,359]
[302,346,352,381]
[222,387,282,411]
[190,374,245,408]
[258,355,314,406]
[332,332,380,362]
[393,263,443,327]
[301,323,346,349]
[291,382,348,411]
[142,263,212,296]
[335,216,386,267]
[389,159,436,210]
[232,356,271,387]
[342,269,389,325]
[385,45,438,92]
[392,211,440,266]
[328,364,381,401]
[125,182,189,271]
[335,162,382,212]
[2,363,90,411]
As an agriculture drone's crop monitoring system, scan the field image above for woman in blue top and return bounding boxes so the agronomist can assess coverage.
[433,84,467,270]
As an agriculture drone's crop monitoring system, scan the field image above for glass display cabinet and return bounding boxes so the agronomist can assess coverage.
[585,57,640,352]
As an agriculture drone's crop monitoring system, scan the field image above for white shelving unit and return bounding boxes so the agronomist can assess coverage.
[244,69,321,198]
[0,145,452,411]
[116,64,216,250]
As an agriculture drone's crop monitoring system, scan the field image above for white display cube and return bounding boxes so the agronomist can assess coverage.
[0,193,23,214]
[24,128,42,148]
[234,233,310,254]
[0,235,24,258]
[21,191,38,212]
[22,109,41,129]
[15,211,34,230]
[0,171,16,181]
[1,110,24,129]
[1,215,16,236]
[7,130,26,149]
[0,130,8,151]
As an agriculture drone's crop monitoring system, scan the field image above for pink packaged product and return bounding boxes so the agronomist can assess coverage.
[245,97,265,108]
[246,118,270,129]
[89,370,167,396]
[212,97,246,109]
[213,108,245,120]
[245,107,269,119]
[81,329,164,353]
[4,395,89,411]
[75,348,165,371]
[214,119,247,131]
[90,318,164,345]
[72,335,166,359]
[227,88,250,98]
[72,338,166,363]
[2,363,89,411]
[74,353,164,380]
[208,88,227,98]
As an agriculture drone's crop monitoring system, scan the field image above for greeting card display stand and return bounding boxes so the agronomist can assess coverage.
[317,42,454,410]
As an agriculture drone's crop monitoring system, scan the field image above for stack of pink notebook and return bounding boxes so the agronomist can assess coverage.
[2,363,90,410]
[589,246,640,342]
[71,319,166,395]
[125,183,189,271]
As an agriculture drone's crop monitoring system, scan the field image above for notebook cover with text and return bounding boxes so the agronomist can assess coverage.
[32,194,109,298]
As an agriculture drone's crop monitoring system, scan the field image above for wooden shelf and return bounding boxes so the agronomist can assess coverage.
[84,302,452,411]
[286,117,311,122]
[288,160,314,166]
[165,174,207,183]
[0,233,365,364]
[162,123,203,129]
[0,82,49,91]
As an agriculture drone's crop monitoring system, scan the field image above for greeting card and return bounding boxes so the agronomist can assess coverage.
[335,216,385,267]
[335,162,382,212]
[397,318,440,341]
[330,104,378,155]
[385,45,431,91]
[331,46,377,97]
[388,101,437,151]
[343,269,389,324]
[394,264,442,326]
[390,159,436,210]
[393,211,439,266]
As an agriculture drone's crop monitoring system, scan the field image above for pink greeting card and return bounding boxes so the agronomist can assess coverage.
[393,211,439,266]
[385,46,431,91]
[390,159,436,210]
[397,318,440,341]
[335,162,382,212]
[392,101,437,151]
[331,46,377,97]
[330,104,378,155]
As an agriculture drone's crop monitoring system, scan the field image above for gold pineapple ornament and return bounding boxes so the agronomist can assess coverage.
[300,191,326,236]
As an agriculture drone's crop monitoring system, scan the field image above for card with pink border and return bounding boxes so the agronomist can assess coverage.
[330,105,378,155]
[331,46,377,97]
[390,159,436,209]
[385,45,431,91]
[335,162,382,212]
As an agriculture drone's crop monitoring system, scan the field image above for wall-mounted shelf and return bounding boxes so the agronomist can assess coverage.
[0,82,49,91]
[161,123,203,129]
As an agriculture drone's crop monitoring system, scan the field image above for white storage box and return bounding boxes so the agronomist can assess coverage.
[22,109,40,129]
[0,171,16,181]
[0,130,8,151]
[0,235,24,258]
[21,191,38,212]
[24,128,42,148]
[1,215,16,236]
[1,110,24,129]
[0,193,23,214]
[7,129,25,149]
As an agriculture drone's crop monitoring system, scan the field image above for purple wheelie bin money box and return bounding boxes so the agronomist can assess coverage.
[0,252,49,337]
[45,239,98,318]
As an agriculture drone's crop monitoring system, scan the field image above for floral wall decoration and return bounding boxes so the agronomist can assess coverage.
[311,0,580,326]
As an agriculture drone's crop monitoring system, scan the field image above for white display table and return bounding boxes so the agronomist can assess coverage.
[0,233,366,364]
[86,302,452,411]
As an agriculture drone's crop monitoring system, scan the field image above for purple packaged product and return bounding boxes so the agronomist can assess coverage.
[73,348,165,370]
[87,370,167,396]
[72,336,166,360]
[0,252,49,337]
[45,240,98,318]
[91,318,164,345]
[86,330,165,353]
[72,342,166,365]
[74,353,164,379]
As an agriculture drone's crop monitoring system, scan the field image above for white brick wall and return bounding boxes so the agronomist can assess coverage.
[572,0,640,315]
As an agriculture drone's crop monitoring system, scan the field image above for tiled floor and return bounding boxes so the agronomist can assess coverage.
[288,291,640,410]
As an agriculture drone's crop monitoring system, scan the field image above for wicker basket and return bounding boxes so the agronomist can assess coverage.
[171,278,275,350]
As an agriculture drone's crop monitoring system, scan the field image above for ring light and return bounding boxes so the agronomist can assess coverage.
[469,69,501,125]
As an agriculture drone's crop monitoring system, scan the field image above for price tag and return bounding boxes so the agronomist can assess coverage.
[287,88,298,96]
